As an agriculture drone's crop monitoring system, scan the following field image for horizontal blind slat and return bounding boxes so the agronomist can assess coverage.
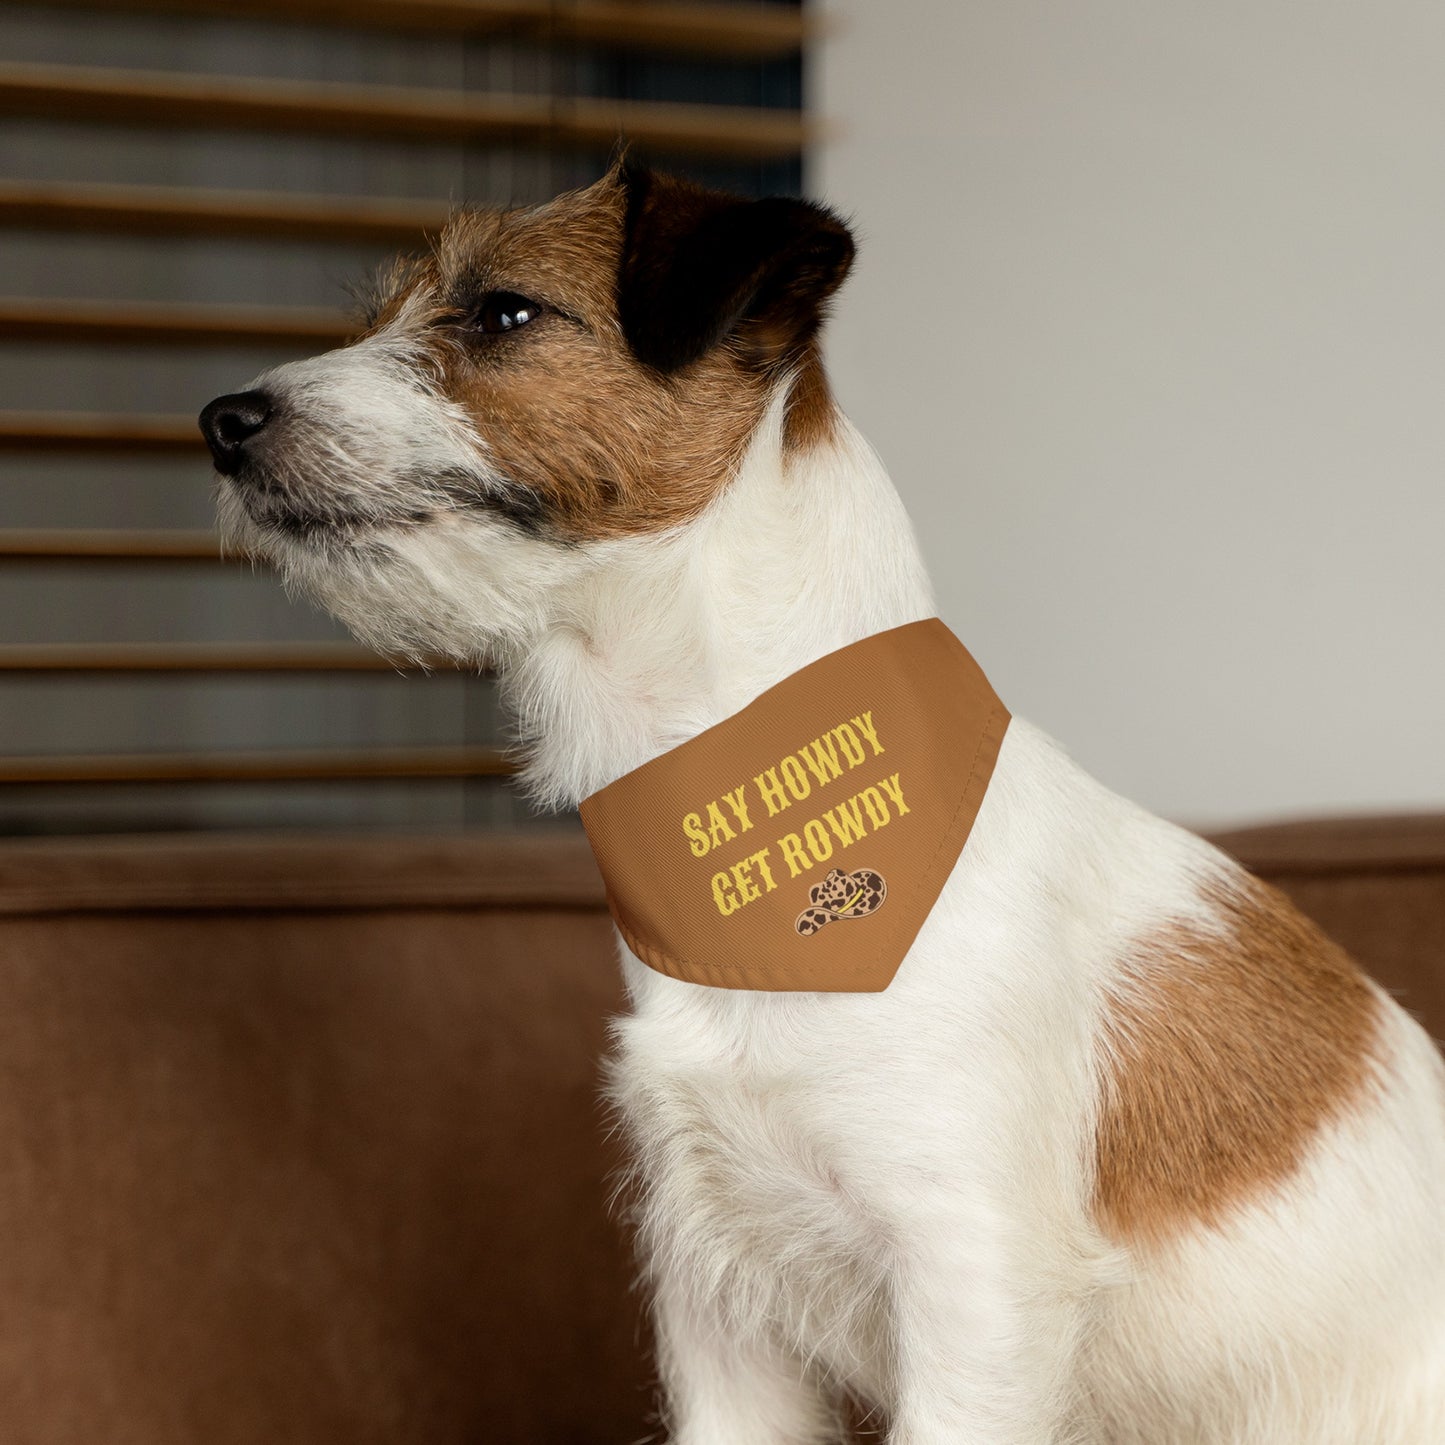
[0,643,446,672]
[0,745,514,783]
[0,529,222,560]
[0,0,810,58]
[0,180,448,244]
[0,412,201,451]
[0,297,352,347]
[0,61,813,160]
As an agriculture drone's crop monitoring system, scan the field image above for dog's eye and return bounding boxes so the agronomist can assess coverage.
[471,291,543,335]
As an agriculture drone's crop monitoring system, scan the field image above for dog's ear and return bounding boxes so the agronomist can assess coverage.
[616,161,855,375]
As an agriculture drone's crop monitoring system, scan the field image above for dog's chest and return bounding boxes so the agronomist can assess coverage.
[611,1000,893,1390]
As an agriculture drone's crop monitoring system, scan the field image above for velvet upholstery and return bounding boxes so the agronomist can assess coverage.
[0,817,1440,1441]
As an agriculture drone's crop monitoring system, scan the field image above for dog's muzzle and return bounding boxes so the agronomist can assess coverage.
[199,390,274,476]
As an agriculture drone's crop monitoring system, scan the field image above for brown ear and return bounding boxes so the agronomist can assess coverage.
[616,162,855,375]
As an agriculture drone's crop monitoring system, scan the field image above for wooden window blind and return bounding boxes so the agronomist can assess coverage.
[0,0,809,834]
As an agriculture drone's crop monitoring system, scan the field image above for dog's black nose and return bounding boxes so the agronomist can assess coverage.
[199,390,273,475]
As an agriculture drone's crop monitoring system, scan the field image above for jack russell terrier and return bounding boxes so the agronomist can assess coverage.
[200,161,1445,1444]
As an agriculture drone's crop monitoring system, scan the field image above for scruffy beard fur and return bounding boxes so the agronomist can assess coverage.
[214,320,573,669]
[206,165,1445,1444]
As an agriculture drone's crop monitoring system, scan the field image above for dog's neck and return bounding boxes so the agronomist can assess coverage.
[503,393,937,810]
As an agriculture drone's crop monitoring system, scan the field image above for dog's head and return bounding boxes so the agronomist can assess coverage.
[200,162,854,662]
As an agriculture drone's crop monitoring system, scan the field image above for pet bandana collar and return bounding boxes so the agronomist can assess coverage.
[579,618,1010,993]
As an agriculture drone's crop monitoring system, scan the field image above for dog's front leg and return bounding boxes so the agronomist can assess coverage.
[883,1201,1090,1445]
[653,1272,844,1445]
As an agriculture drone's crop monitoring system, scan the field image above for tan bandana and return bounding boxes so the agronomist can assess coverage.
[579,619,1010,992]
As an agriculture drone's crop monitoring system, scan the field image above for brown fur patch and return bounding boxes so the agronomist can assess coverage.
[1094,872,1382,1246]
[369,175,775,542]
[782,342,839,454]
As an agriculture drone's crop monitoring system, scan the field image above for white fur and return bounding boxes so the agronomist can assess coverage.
[220,344,1445,1444]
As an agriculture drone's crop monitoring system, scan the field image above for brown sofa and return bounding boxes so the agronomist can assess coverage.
[0,817,1441,1443]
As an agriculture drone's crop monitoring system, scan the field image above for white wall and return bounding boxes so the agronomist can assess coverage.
[814,0,1445,827]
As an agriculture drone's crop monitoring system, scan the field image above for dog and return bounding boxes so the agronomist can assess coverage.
[200,161,1445,1444]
